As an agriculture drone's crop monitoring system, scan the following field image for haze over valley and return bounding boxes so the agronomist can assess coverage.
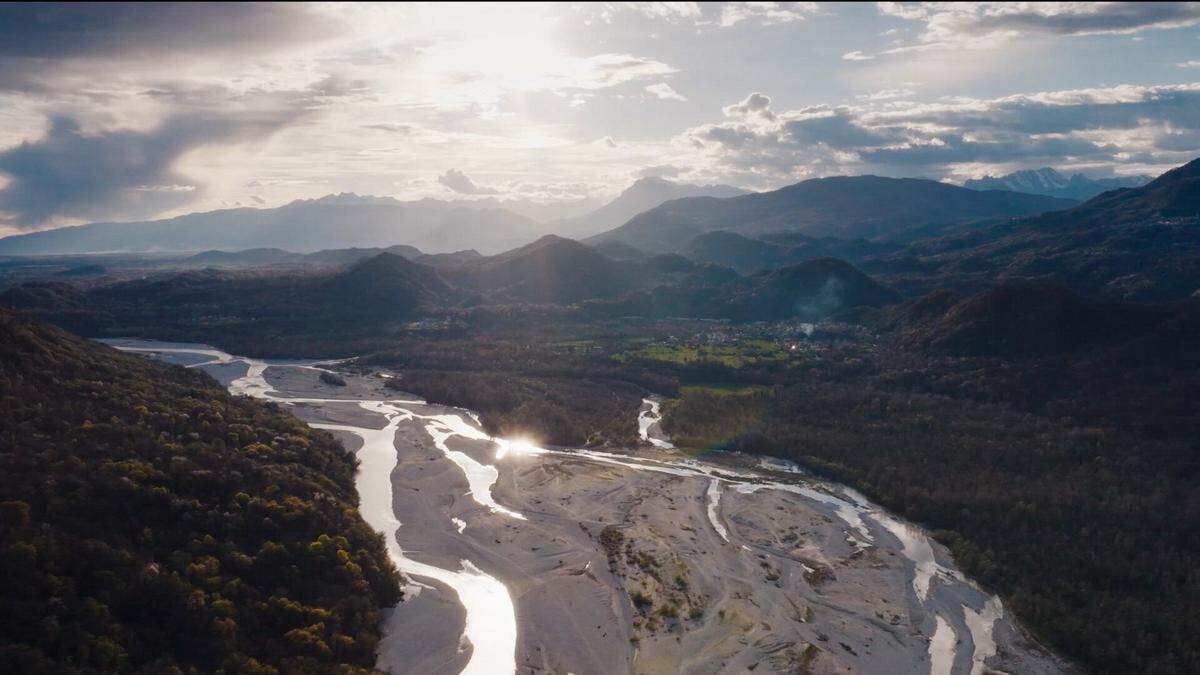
[2,4,1200,675]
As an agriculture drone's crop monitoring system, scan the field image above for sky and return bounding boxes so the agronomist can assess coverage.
[1,1,1200,235]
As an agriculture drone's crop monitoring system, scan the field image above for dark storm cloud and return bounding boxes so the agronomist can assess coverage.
[0,3,340,90]
[783,112,897,150]
[0,3,336,58]
[933,2,1200,37]
[0,105,306,228]
[0,0,366,230]
[875,2,1200,58]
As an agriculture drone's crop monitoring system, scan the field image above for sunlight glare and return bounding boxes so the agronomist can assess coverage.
[495,436,547,460]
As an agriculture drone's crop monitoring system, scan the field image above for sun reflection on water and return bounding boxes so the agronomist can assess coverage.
[494,436,547,459]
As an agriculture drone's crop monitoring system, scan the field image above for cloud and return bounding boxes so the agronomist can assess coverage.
[590,2,817,28]
[856,88,917,101]
[437,169,499,195]
[870,2,1200,59]
[604,2,704,24]
[637,164,687,178]
[645,83,687,101]
[783,110,898,149]
[570,53,678,89]
[0,72,352,228]
[0,107,304,227]
[860,133,1115,168]
[1179,60,1200,68]
[680,83,1200,184]
[842,50,875,61]
[0,4,336,59]
[718,2,819,27]
[0,4,340,91]
[603,136,619,148]
[364,123,417,134]
[305,74,373,100]
[874,84,1200,135]
[723,92,777,120]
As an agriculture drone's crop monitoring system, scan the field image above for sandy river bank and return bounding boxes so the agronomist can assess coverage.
[106,339,1069,675]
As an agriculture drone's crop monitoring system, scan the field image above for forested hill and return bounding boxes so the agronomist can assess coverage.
[0,310,401,673]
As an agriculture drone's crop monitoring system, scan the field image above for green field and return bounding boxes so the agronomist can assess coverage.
[621,339,800,368]
[679,383,771,396]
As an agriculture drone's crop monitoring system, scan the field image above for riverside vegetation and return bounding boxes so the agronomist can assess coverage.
[0,310,401,673]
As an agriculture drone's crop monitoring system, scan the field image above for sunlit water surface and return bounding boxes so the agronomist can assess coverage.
[109,341,1011,675]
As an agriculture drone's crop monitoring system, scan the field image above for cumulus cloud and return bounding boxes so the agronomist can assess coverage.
[645,83,687,101]
[602,2,704,24]
[723,93,777,120]
[856,88,917,101]
[870,2,1200,59]
[680,83,1200,184]
[589,2,817,28]
[718,2,819,27]
[783,109,898,149]
[437,169,499,195]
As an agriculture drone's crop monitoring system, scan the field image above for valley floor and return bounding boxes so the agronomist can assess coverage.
[108,339,1068,675]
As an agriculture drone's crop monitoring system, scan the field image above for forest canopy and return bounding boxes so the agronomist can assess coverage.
[0,310,401,673]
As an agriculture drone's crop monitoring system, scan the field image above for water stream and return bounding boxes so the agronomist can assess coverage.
[310,405,517,675]
[706,479,729,543]
[110,342,519,675]
[637,397,675,449]
[109,340,1014,675]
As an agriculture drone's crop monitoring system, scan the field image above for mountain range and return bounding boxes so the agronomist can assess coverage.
[879,157,1200,301]
[184,244,423,267]
[4,157,1198,337]
[450,195,602,223]
[963,167,1150,201]
[0,194,542,257]
[0,178,746,258]
[547,176,748,240]
[588,175,1075,253]
[683,230,896,273]
[449,235,631,304]
[0,232,905,355]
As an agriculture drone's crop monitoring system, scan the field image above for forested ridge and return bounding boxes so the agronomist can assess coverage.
[657,302,1200,674]
[0,310,401,673]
